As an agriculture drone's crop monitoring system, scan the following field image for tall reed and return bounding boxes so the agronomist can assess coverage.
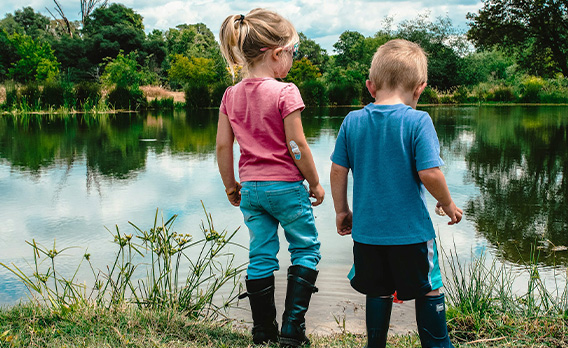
[0,203,247,319]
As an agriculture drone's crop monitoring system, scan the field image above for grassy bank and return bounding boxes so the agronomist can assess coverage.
[0,208,567,347]
[0,301,565,347]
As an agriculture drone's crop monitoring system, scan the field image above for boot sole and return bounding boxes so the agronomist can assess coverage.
[279,336,308,347]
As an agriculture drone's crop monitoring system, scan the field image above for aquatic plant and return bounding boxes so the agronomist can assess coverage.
[0,203,246,319]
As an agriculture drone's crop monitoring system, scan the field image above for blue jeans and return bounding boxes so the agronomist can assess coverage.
[240,181,321,280]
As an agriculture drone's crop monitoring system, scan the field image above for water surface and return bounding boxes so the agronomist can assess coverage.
[1,106,567,313]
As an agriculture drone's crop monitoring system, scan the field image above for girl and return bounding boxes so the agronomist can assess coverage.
[216,8,324,347]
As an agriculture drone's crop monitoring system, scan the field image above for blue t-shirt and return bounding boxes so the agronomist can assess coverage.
[331,103,444,245]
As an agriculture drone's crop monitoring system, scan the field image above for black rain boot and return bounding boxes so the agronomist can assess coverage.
[280,265,318,347]
[239,275,279,345]
[365,295,393,348]
[415,294,455,348]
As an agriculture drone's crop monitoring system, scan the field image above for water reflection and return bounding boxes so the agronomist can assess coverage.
[0,105,567,289]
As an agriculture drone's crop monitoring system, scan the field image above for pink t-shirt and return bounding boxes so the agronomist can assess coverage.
[220,77,305,182]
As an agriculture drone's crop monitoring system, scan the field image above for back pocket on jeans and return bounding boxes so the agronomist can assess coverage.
[265,186,303,224]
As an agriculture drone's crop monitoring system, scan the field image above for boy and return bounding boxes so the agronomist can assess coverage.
[330,39,462,348]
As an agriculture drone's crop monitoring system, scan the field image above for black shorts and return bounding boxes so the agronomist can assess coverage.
[350,240,443,301]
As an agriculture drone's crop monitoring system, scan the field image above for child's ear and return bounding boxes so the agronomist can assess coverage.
[414,82,427,100]
[272,47,284,60]
[366,80,377,98]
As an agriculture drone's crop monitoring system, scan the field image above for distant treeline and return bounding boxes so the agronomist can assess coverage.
[1,1,567,110]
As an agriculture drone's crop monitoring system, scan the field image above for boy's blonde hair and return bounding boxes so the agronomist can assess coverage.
[369,39,427,93]
[219,8,299,76]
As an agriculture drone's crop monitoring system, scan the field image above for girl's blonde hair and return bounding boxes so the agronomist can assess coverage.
[369,39,428,93]
[219,8,299,75]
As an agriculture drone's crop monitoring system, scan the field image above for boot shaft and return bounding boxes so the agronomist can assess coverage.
[415,294,454,348]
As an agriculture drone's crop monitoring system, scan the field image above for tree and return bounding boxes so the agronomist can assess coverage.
[286,58,321,86]
[467,0,568,77]
[0,7,51,39]
[168,54,216,86]
[101,51,143,88]
[297,33,328,69]
[0,30,17,80]
[82,3,145,65]
[8,32,60,82]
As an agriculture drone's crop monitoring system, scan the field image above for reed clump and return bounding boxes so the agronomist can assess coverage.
[0,203,246,319]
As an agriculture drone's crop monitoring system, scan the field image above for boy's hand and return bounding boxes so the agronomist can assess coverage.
[437,201,463,225]
[225,182,242,206]
[336,210,352,236]
[309,183,325,206]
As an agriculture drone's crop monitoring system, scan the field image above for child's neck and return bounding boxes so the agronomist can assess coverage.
[374,88,417,109]
[247,63,276,79]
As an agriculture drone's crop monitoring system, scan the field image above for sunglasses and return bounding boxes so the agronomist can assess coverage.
[260,42,299,59]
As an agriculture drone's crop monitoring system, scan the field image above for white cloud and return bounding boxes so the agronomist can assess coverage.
[1,0,483,51]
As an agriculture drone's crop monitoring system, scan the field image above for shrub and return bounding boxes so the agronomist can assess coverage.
[149,97,174,109]
[74,81,102,108]
[184,83,210,108]
[211,82,229,107]
[419,86,440,104]
[327,81,360,106]
[300,79,327,106]
[41,81,73,108]
[20,83,41,109]
[106,86,146,110]
[487,85,516,102]
[520,76,544,103]
[5,82,19,108]
[452,86,469,104]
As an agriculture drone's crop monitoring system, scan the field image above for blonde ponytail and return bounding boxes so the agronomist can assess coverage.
[219,8,299,77]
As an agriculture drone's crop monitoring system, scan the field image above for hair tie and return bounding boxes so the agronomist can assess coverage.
[238,14,245,22]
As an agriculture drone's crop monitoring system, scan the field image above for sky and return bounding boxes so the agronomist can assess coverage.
[1,0,483,52]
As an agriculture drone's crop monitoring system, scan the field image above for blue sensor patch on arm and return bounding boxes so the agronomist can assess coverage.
[289,140,301,160]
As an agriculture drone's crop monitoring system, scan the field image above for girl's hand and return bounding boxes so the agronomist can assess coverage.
[336,210,352,236]
[309,183,325,206]
[226,182,242,206]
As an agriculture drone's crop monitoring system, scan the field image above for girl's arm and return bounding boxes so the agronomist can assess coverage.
[216,112,241,206]
[283,110,324,206]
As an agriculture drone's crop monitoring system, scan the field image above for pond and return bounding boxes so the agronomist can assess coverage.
[0,105,567,330]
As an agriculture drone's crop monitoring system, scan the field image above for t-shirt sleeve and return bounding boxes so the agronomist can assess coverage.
[330,119,351,169]
[414,113,444,171]
[279,83,305,119]
[219,86,231,115]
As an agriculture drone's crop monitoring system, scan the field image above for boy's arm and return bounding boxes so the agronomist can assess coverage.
[216,112,241,206]
[418,167,463,225]
[283,110,324,206]
[330,162,352,235]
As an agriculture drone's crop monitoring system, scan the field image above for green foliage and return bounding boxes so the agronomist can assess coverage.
[107,86,146,110]
[461,49,516,86]
[0,206,245,317]
[519,75,545,103]
[327,81,361,106]
[184,82,211,108]
[467,0,568,77]
[148,97,174,110]
[211,82,229,107]
[8,32,60,82]
[419,86,440,104]
[101,51,144,88]
[487,84,516,102]
[452,86,470,104]
[82,3,145,65]
[4,81,18,108]
[168,54,216,87]
[0,7,50,39]
[74,81,102,108]
[20,82,41,108]
[41,80,73,108]
[297,32,328,70]
[286,58,322,86]
[299,79,327,106]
